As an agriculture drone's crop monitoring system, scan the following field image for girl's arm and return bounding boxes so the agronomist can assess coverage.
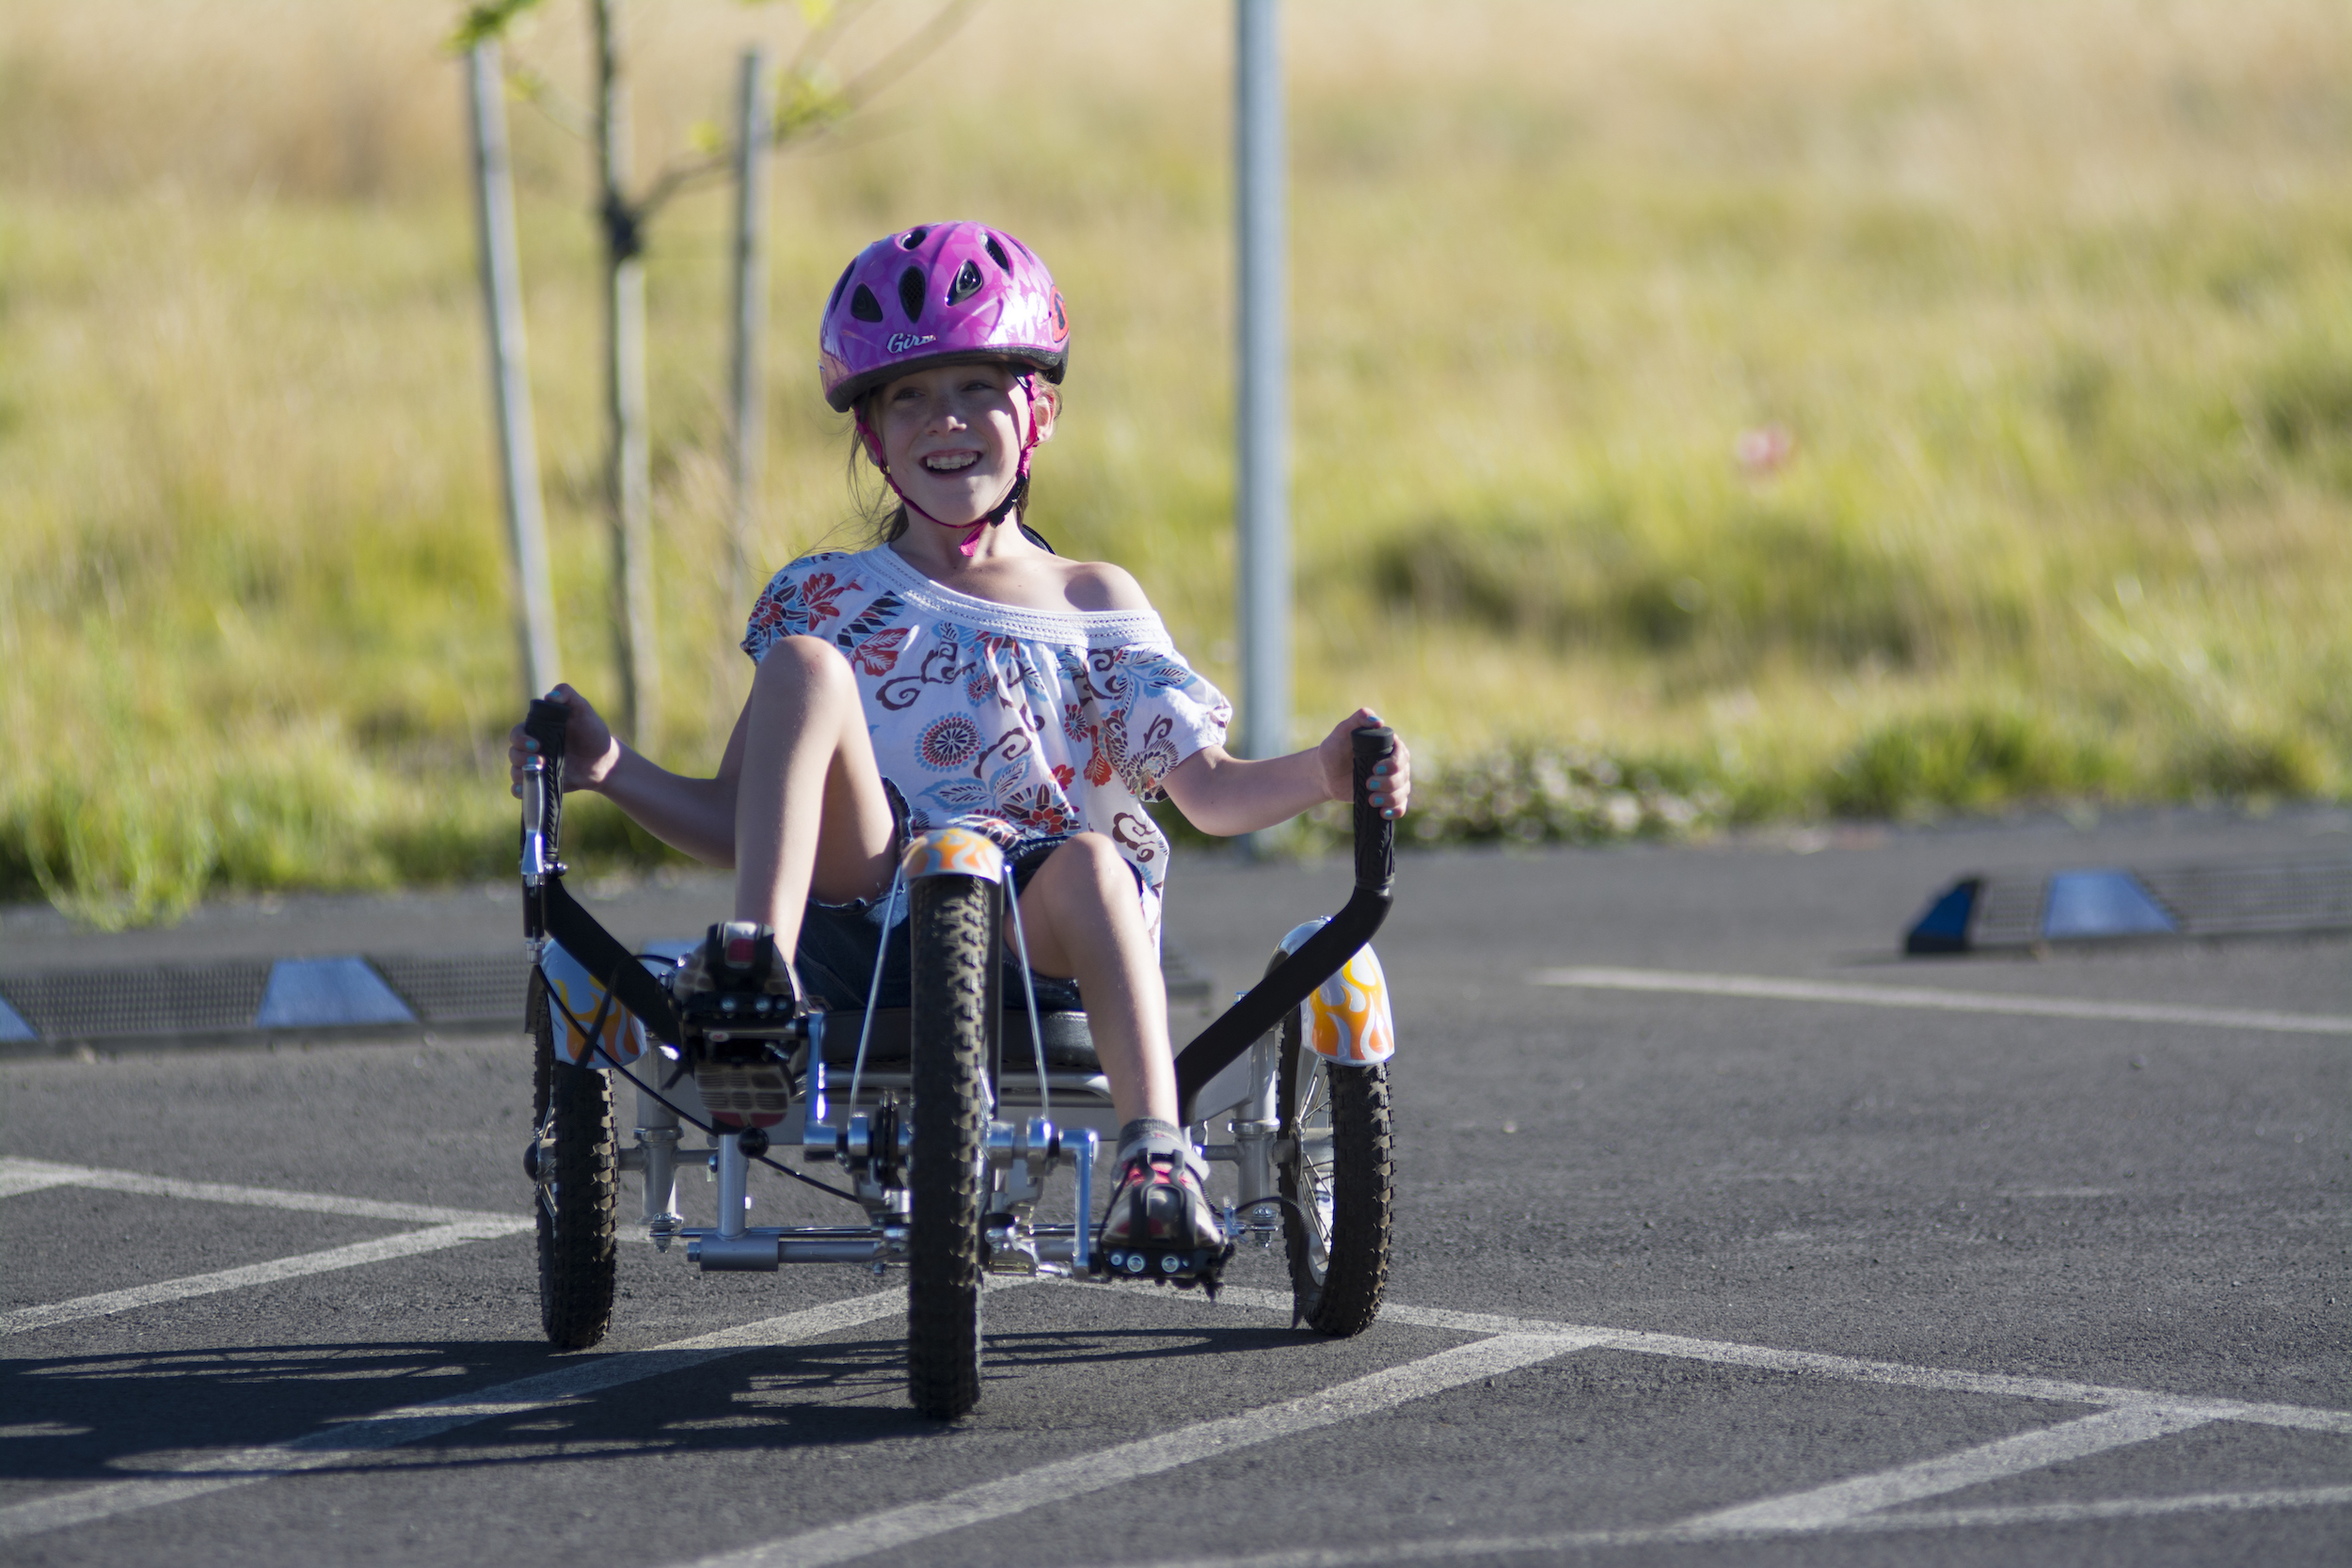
[1159,706,1412,837]
[507,684,749,867]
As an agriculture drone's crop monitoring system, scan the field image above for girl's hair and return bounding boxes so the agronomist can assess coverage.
[840,373,1060,548]
[842,388,909,546]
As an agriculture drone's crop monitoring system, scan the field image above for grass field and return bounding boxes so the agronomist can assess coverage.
[3,0,2348,923]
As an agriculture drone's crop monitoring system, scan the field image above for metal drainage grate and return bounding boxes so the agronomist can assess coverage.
[1968,876,2048,950]
[2137,859,2352,936]
[0,963,273,1042]
[1909,855,2352,953]
[371,952,533,1026]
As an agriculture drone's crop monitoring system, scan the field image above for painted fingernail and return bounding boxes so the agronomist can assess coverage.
[524,738,539,752]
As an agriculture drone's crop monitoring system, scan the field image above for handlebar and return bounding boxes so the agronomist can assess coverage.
[1171,725,1397,1122]
[516,696,683,1044]
[519,696,569,888]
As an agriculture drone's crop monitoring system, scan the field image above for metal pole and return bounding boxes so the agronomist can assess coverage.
[594,0,657,747]
[727,45,774,615]
[466,40,561,700]
[1236,0,1290,796]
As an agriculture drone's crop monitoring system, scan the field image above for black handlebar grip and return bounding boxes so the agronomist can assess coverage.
[524,696,570,860]
[1350,724,1397,893]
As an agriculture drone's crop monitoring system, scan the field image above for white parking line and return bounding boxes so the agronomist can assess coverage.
[1528,966,2352,1035]
[679,1333,1607,1568]
[8,1159,2347,1560]
[0,1291,907,1542]
[0,1157,516,1226]
[0,1219,532,1336]
[1674,1403,2217,1532]
[1208,1287,2352,1434]
[0,1164,86,1199]
[1132,1487,2352,1567]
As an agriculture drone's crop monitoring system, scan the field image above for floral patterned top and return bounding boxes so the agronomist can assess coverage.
[741,546,1232,940]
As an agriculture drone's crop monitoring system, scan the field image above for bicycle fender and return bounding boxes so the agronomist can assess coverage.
[900,827,1007,883]
[541,938,653,1067]
[1276,919,1396,1067]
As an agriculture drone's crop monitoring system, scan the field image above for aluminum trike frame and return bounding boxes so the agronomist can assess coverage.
[516,700,1399,1418]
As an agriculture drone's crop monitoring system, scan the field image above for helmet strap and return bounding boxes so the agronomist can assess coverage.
[857,372,1041,558]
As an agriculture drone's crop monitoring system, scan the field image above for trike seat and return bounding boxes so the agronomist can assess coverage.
[811,1006,1099,1074]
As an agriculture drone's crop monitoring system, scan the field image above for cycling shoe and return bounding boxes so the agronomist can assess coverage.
[675,921,806,1129]
[1095,1118,1232,1292]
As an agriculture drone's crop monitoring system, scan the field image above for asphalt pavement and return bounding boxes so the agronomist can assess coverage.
[2,804,2346,1567]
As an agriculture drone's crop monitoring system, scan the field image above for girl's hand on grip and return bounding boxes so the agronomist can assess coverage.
[507,685,622,798]
[1319,708,1411,819]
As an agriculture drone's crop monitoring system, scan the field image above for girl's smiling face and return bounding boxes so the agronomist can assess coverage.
[870,360,1054,528]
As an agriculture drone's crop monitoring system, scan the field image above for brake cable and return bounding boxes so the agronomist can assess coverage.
[539,965,859,1206]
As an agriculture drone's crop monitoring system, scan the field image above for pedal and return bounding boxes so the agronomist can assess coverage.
[694,1060,793,1130]
[674,921,813,1129]
[1091,1241,1234,1296]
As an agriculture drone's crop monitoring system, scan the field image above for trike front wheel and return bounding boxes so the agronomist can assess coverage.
[905,873,993,1418]
[1277,999,1393,1337]
[529,968,618,1350]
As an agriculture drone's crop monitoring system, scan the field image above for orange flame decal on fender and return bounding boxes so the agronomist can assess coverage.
[541,940,651,1067]
[1276,918,1396,1066]
[900,827,1007,883]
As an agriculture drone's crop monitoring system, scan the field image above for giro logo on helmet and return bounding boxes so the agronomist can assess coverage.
[886,332,937,353]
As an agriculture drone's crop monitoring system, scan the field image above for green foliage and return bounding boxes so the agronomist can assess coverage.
[1402,745,1725,847]
[1822,708,2117,821]
[450,0,548,53]
[2251,345,2352,490]
[1366,494,1969,672]
[2171,726,2328,800]
[3,1,2348,924]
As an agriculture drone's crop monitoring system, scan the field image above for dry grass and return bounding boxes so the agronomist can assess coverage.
[3,0,2348,919]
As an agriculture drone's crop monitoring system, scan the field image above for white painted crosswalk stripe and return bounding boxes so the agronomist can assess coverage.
[8,1159,2348,1561]
[1528,965,2352,1035]
[1672,1403,2219,1532]
[0,1164,84,1200]
[1129,1486,2352,1567]
[1208,1286,2352,1434]
[0,1291,908,1542]
[679,1332,1607,1568]
[0,1157,516,1226]
[0,1219,532,1336]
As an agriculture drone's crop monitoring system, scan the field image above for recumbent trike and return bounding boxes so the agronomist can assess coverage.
[515,699,1399,1418]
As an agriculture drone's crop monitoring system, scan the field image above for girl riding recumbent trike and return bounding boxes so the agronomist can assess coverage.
[506,219,1411,1419]
[517,704,1401,1419]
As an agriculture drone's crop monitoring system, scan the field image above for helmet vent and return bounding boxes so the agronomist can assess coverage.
[827,263,854,316]
[946,259,985,307]
[898,266,927,322]
[850,284,884,323]
[984,235,1012,272]
[899,226,930,249]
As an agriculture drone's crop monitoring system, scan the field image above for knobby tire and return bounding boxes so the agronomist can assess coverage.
[530,968,619,1349]
[1277,989,1393,1337]
[906,875,993,1418]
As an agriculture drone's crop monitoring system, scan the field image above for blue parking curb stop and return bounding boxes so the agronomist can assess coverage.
[2041,869,2178,941]
[1903,877,1980,955]
[253,957,418,1029]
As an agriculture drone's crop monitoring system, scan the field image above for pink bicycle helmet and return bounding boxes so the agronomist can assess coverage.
[818,221,1068,413]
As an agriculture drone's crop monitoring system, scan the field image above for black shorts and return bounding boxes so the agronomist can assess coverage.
[792,833,1094,1016]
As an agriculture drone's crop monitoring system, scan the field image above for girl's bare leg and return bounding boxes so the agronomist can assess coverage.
[1009,832,1177,1126]
[730,636,898,955]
